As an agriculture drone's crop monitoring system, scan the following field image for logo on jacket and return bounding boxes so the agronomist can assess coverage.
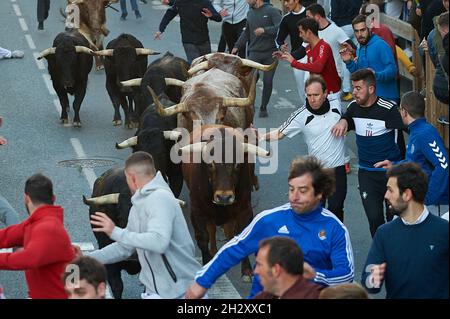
[278,225,290,234]
[430,245,434,250]
[365,122,373,136]
[362,191,368,199]
[410,143,415,154]
[318,230,326,240]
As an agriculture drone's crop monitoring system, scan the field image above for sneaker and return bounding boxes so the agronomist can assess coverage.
[11,50,24,58]
[120,13,128,20]
[139,0,147,4]
[258,108,268,118]
[38,22,44,30]
[341,92,353,101]
[135,10,142,19]
[345,162,351,174]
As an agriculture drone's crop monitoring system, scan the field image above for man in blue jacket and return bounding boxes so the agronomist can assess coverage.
[340,14,399,102]
[375,91,449,210]
[185,155,354,299]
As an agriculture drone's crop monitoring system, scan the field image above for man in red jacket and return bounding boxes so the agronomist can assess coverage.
[0,173,75,299]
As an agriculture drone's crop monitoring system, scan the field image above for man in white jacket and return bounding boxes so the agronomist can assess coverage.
[88,151,201,299]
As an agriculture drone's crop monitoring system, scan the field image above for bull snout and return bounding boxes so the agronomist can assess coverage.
[213,191,235,206]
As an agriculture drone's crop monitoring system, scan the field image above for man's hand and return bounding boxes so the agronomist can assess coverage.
[280,43,289,53]
[219,8,229,17]
[231,47,238,55]
[419,38,428,51]
[303,262,316,279]
[0,136,7,146]
[154,31,162,40]
[201,8,213,18]
[339,43,354,62]
[331,119,348,137]
[72,245,83,258]
[374,160,393,169]
[254,27,265,37]
[185,282,207,299]
[91,212,116,237]
[416,8,422,16]
[273,51,294,63]
[368,263,386,289]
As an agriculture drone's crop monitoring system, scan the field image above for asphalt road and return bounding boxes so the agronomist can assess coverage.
[0,0,383,299]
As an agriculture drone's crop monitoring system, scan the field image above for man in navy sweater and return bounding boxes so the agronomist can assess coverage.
[185,155,354,299]
[375,91,449,209]
[362,163,449,299]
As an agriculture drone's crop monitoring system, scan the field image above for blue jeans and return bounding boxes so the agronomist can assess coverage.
[0,194,19,227]
[120,0,138,14]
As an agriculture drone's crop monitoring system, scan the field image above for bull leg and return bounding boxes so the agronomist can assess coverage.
[190,212,212,265]
[124,96,134,129]
[95,56,104,71]
[106,81,122,126]
[54,88,70,124]
[72,82,88,127]
[119,95,132,129]
[105,263,123,299]
[207,222,217,257]
[236,208,254,282]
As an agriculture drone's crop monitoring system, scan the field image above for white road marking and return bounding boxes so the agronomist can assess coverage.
[70,138,97,190]
[42,74,56,95]
[153,5,169,10]
[12,4,21,16]
[18,18,28,32]
[33,52,46,69]
[273,97,296,109]
[25,34,36,50]
[10,0,16,3]
[53,99,62,115]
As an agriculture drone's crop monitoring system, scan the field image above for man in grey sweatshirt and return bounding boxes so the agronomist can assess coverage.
[232,0,282,118]
[88,151,201,299]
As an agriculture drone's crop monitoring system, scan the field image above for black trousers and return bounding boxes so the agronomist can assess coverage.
[358,169,393,237]
[222,19,247,58]
[37,0,50,23]
[322,165,347,222]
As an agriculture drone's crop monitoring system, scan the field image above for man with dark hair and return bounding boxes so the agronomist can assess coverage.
[259,75,347,222]
[374,91,448,209]
[87,151,201,299]
[253,236,323,299]
[275,17,342,112]
[0,173,75,298]
[186,155,354,299]
[340,14,398,102]
[319,282,369,299]
[437,11,449,74]
[362,163,449,299]
[63,256,107,299]
[332,69,405,237]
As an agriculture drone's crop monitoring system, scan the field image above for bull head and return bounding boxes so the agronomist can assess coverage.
[83,193,186,207]
[37,46,93,60]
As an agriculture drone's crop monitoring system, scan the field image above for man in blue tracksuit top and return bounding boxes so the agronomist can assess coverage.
[340,15,398,102]
[185,156,354,299]
[375,91,449,207]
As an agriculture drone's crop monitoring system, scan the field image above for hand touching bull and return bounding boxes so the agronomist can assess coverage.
[91,212,116,237]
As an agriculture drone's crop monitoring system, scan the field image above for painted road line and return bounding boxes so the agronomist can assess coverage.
[12,4,21,16]
[18,18,28,32]
[70,138,97,190]
[25,34,36,50]
[42,74,56,95]
[33,52,46,70]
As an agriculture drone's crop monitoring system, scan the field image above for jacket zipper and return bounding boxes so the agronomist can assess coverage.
[143,251,159,295]
[162,254,178,283]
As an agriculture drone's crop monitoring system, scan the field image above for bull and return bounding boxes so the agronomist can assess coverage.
[180,124,271,281]
[93,34,159,128]
[37,30,93,127]
[82,167,186,298]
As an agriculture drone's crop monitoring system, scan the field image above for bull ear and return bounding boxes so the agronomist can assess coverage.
[136,48,160,56]
[37,47,56,60]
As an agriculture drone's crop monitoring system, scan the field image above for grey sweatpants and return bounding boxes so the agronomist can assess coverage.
[247,51,278,111]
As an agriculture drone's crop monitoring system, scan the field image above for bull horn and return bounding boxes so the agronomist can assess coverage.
[121,78,142,87]
[165,78,185,87]
[147,86,188,117]
[163,131,182,141]
[222,73,257,107]
[82,193,120,206]
[94,49,114,57]
[69,0,84,4]
[179,142,207,154]
[136,48,160,56]
[242,143,271,157]
[37,47,56,60]
[75,46,94,55]
[188,61,209,76]
[116,136,138,149]
[177,199,186,207]
[241,58,278,71]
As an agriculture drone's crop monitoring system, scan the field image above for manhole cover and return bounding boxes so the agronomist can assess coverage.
[58,158,118,169]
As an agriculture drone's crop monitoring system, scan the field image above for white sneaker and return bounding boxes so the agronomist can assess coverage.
[11,50,24,58]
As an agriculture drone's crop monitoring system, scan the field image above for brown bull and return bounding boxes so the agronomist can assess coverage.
[66,0,118,70]
[180,124,270,281]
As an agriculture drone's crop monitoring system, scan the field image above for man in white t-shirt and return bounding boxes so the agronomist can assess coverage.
[306,3,356,104]
[259,75,347,222]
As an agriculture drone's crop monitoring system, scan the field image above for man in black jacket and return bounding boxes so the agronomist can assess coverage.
[155,0,222,64]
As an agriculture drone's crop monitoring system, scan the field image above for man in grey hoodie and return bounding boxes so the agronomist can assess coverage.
[88,151,201,299]
[232,0,282,118]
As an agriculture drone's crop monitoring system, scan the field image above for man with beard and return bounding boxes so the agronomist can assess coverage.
[0,173,75,298]
[340,14,398,103]
[185,155,354,299]
[332,69,405,237]
[362,163,449,299]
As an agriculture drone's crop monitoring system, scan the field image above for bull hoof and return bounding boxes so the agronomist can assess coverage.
[241,275,252,283]
[96,65,104,71]
[66,107,70,113]
[73,121,82,127]
[112,120,122,126]
[60,118,69,124]
[125,123,134,129]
